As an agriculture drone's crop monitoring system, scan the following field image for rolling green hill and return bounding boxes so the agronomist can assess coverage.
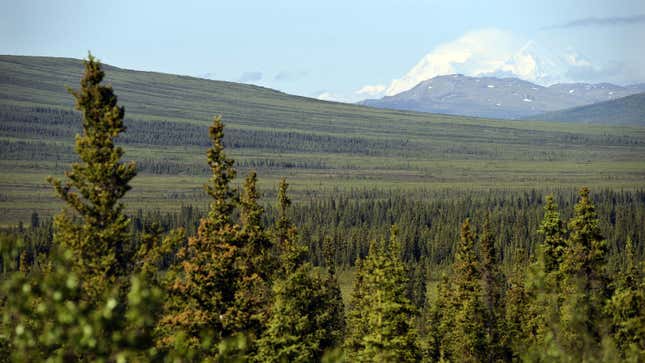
[527,92,645,125]
[1,55,645,224]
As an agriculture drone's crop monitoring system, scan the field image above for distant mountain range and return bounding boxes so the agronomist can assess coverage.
[526,92,645,125]
[359,74,645,120]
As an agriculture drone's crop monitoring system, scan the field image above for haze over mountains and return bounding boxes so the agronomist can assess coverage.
[360,74,645,120]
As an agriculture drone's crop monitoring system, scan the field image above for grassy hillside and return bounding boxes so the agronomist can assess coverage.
[1,55,645,224]
[527,92,645,124]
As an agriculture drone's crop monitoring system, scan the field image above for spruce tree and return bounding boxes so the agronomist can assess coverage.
[479,216,507,361]
[425,273,451,362]
[321,236,347,347]
[558,187,610,359]
[159,116,243,357]
[158,118,278,361]
[519,193,567,356]
[344,257,368,360]
[344,227,420,362]
[256,180,344,362]
[256,263,344,362]
[3,54,168,362]
[538,194,567,274]
[517,253,570,362]
[47,53,136,299]
[606,237,645,359]
[443,219,487,362]
[504,267,530,358]
[274,178,303,274]
[231,170,274,341]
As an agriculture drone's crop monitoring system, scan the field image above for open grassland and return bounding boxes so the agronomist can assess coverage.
[1,55,645,224]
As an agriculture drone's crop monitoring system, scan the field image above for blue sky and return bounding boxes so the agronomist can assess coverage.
[1,0,644,102]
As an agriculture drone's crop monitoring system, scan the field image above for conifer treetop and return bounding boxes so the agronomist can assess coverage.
[275,177,292,244]
[47,53,136,290]
[240,170,263,230]
[538,194,566,273]
[49,52,136,226]
[204,116,237,229]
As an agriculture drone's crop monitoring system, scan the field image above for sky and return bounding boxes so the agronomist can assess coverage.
[1,0,644,102]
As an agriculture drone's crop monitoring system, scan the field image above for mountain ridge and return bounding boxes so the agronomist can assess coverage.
[360,74,645,120]
[526,92,645,125]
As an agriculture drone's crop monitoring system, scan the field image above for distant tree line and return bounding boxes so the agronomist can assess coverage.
[0,104,420,156]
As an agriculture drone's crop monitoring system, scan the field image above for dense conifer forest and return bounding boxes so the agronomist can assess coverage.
[1,57,644,362]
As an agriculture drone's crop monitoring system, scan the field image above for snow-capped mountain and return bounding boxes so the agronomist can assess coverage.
[359,74,643,119]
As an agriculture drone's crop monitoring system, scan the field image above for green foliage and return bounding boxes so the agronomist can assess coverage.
[274,178,304,275]
[440,219,488,362]
[479,216,509,360]
[2,54,645,362]
[606,237,645,360]
[158,116,245,357]
[256,180,344,363]
[424,273,450,362]
[256,264,344,363]
[558,187,610,358]
[2,243,164,362]
[518,196,568,355]
[4,55,645,226]
[46,53,136,300]
[344,227,420,362]
[539,194,567,274]
[1,55,169,362]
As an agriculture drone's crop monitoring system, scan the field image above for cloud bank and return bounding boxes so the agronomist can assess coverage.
[385,29,521,95]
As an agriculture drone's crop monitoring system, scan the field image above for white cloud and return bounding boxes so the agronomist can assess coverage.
[316,92,344,102]
[564,51,592,67]
[355,84,386,98]
[385,29,521,95]
[382,29,612,96]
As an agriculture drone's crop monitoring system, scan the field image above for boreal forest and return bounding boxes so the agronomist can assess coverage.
[1,54,644,362]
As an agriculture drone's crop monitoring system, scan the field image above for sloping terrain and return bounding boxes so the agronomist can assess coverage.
[527,92,645,125]
[1,55,645,223]
[360,74,643,119]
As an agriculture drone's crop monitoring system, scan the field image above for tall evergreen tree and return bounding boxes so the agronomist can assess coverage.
[513,241,571,361]
[443,219,487,362]
[231,170,274,342]
[321,236,347,346]
[520,193,567,354]
[3,54,169,362]
[606,237,645,359]
[256,180,344,362]
[344,256,369,360]
[558,187,610,359]
[504,266,531,359]
[344,227,420,362]
[159,116,243,357]
[479,216,507,361]
[47,53,136,299]
[274,178,303,275]
[425,273,451,362]
[538,194,567,274]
